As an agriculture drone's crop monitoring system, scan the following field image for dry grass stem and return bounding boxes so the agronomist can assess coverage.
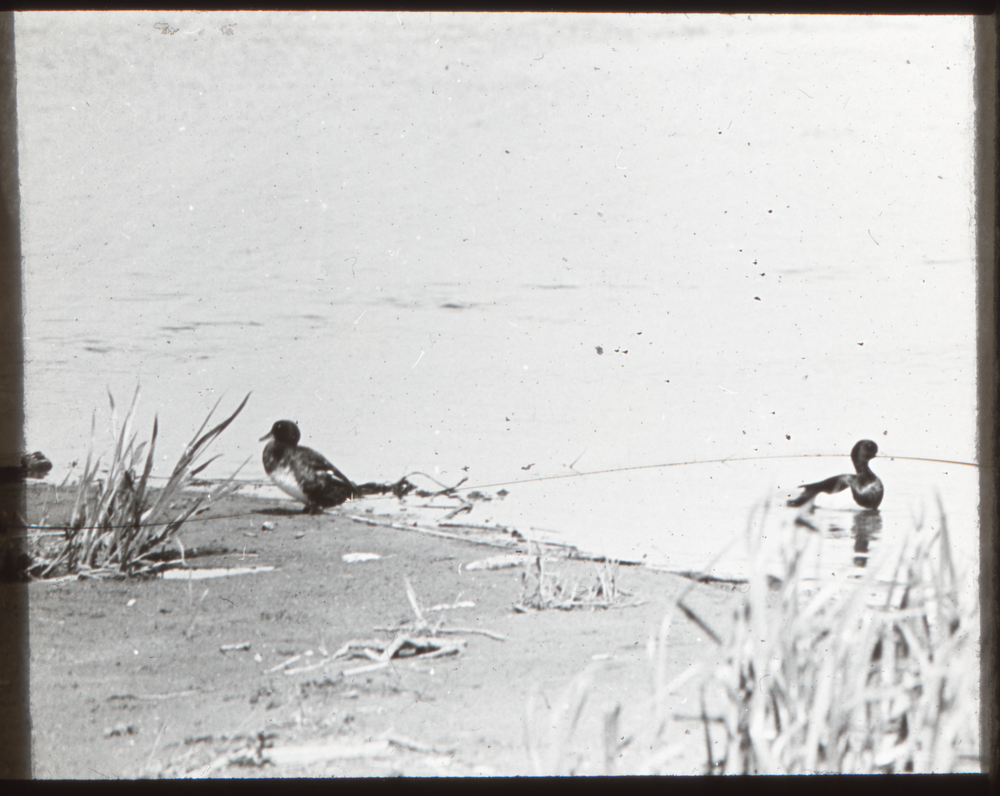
[516,547,637,611]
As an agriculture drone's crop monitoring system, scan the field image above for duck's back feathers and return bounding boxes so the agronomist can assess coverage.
[285,445,356,507]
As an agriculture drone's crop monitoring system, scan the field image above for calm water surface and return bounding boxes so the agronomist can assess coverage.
[16,13,978,583]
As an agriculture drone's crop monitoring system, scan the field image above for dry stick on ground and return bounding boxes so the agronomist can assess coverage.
[268,653,304,674]
[425,600,476,612]
[356,471,470,515]
[381,732,457,756]
[442,625,507,640]
[372,594,508,640]
[372,624,508,641]
[108,690,203,702]
[384,576,508,640]
[346,514,522,552]
[281,637,468,677]
[403,575,427,630]
[281,577,501,679]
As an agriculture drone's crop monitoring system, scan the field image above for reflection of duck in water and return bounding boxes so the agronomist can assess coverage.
[260,420,358,513]
[851,510,883,568]
[787,439,884,510]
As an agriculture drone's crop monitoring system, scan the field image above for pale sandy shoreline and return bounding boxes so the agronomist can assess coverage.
[24,483,745,778]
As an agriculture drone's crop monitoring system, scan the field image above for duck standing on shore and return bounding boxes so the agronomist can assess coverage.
[787,439,884,509]
[260,420,358,513]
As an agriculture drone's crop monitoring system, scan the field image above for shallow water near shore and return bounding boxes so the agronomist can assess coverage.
[16,14,978,587]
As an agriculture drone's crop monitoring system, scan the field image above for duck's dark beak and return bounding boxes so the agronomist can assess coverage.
[259,432,274,442]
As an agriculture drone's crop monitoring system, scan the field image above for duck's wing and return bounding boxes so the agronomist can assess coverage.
[292,446,356,492]
[787,473,854,507]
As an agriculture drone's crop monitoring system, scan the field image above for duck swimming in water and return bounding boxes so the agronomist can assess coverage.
[787,439,884,510]
[260,420,358,513]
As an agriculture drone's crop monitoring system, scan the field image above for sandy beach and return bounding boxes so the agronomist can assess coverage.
[25,482,745,778]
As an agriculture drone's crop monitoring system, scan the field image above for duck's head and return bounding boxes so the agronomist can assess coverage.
[260,420,301,446]
[851,439,878,467]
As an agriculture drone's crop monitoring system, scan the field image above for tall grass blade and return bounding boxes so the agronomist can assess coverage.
[141,393,250,529]
[29,392,250,579]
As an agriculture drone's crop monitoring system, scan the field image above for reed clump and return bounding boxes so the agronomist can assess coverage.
[652,500,978,774]
[26,389,250,580]
[525,501,979,775]
[516,550,631,611]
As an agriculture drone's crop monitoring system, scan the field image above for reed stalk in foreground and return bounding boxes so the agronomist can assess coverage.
[694,499,978,774]
[644,500,980,775]
[27,389,251,579]
[525,500,979,775]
